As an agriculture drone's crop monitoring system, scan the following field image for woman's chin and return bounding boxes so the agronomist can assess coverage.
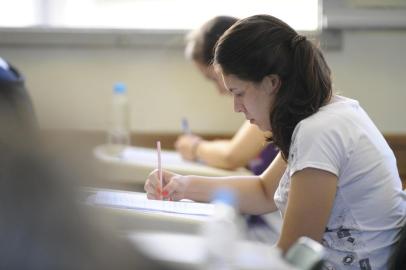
[248,119,272,132]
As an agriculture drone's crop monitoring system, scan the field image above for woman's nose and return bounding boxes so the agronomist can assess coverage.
[234,97,243,113]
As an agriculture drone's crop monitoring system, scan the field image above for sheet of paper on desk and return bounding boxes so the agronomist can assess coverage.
[93,145,252,177]
[121,147,191,166]
[87,190,214,216]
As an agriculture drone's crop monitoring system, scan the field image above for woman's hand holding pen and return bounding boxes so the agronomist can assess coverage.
[144,169,189,201]
[175,134,202,161]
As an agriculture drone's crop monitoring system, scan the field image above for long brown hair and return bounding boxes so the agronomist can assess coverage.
[214,15,332,160]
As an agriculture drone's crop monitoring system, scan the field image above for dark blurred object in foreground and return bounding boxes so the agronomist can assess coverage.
[0,140,170,270]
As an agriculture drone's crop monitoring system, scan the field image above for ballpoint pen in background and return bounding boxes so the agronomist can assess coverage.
[181,117,191,135]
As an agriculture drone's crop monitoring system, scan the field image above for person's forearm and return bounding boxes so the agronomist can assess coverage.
[196,140,246,170]
[183,175,277,214]
[195,122,267,170]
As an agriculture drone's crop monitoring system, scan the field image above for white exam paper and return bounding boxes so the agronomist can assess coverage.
[88,190,214,216]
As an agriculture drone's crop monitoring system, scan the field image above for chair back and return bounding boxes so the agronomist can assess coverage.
[389,221,406,270]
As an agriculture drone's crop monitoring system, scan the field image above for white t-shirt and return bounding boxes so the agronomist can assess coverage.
[274,96,406,270]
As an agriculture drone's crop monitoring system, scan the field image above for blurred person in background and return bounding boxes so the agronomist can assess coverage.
[175,16,278,175]
[174,17,281,244]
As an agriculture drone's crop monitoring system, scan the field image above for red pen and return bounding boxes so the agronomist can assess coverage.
[157,141,163,200]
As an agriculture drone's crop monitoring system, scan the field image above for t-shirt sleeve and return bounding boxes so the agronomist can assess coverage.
[288,119,349,178]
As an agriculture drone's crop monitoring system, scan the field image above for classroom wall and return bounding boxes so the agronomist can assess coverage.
[325,30,406,133]
[0,44,244,134]
[1,29,406,135]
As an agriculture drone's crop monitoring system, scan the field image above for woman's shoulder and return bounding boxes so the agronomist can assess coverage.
[300,95,360,126]
[292,95,363,143]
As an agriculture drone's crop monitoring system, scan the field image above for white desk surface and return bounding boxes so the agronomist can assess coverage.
[128,232,296,270]
[94,144,252,183]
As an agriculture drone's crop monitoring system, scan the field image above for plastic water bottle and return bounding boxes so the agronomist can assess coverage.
[201,188,240,270]
[107,82,131,153]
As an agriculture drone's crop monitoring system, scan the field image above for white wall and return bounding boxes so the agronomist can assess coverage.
[1,45,244,134]
[326,30,406,133]
[1,29,406,134]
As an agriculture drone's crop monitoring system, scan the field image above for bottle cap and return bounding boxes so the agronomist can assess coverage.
[212,188,237,207]
[113,82,126,94]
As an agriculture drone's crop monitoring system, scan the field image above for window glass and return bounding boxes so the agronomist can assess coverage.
[0,0,320,31]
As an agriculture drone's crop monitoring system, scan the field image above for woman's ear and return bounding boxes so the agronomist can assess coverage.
[262,74,281,95]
